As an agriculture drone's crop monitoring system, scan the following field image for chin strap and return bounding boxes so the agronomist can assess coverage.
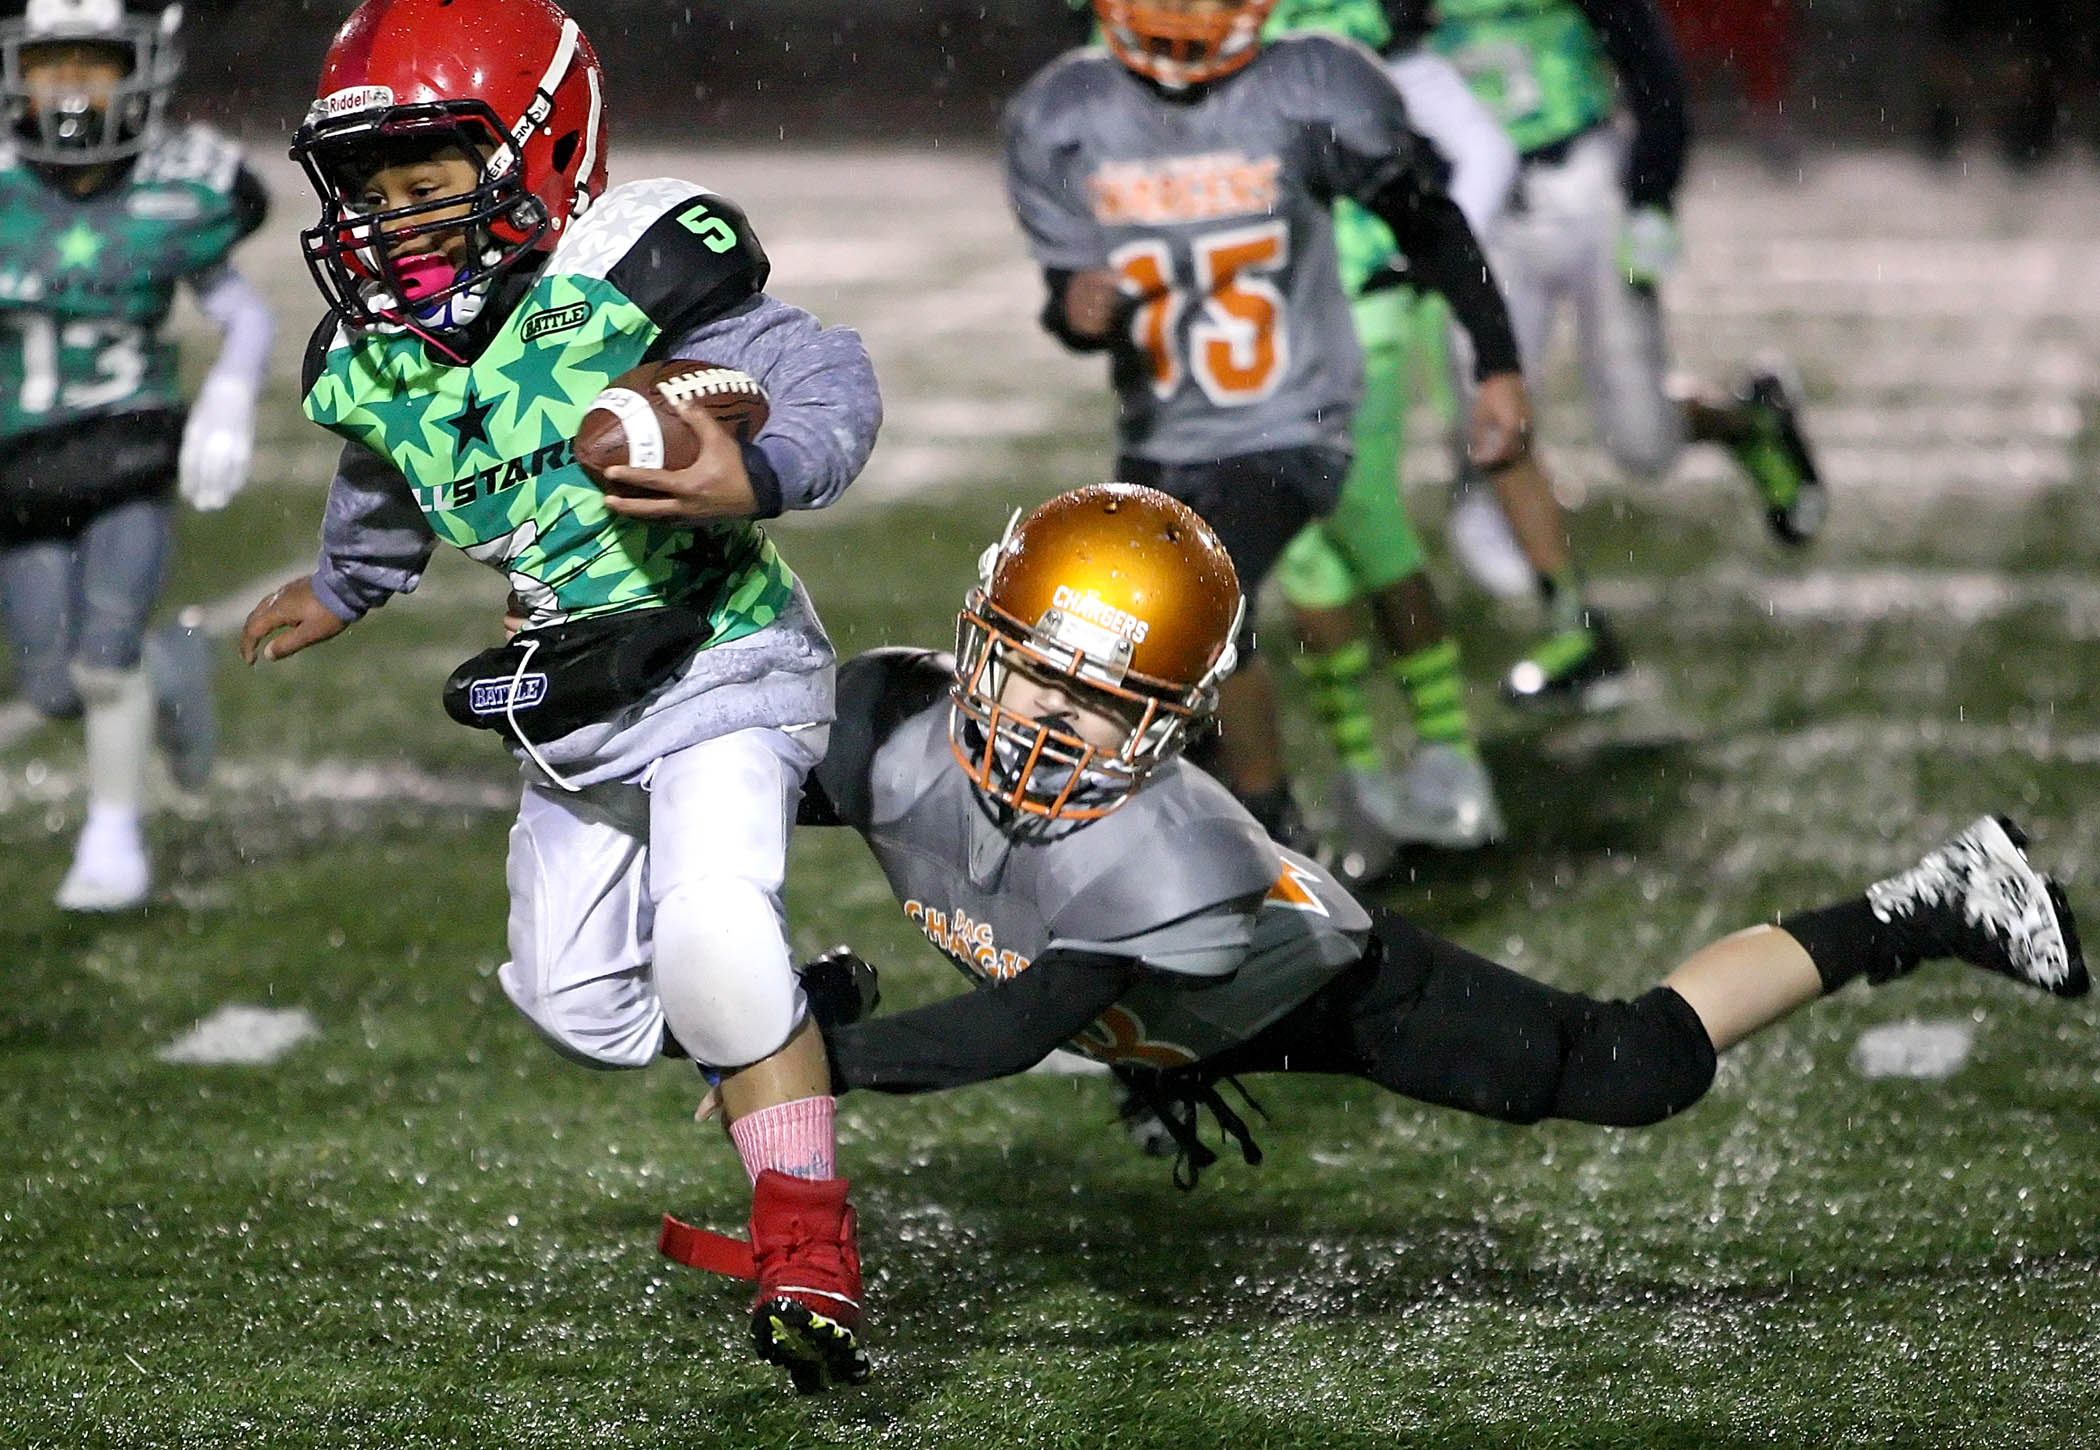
[659,1214,758,1280]
[377,307,472,367]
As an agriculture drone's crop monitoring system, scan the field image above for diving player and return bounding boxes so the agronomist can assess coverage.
[705,485,2084,1220]
[1005,0,1536,851]
[236,0,880,1394]
[1418,0,1825,707]
[0,0,271,910]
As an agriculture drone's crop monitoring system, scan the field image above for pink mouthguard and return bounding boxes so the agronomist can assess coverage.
[395,254,460,304]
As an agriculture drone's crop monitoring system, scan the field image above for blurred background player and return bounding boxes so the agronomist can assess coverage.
[0,0,270,912]
[1007,0,1535,850]
[1414,0,1826,709]
[1265,0,1515,880]
[236,0,881,1393]
[742,487,2084,1227]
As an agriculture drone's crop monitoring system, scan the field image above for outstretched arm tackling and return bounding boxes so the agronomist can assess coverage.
[823,949,1139,1095]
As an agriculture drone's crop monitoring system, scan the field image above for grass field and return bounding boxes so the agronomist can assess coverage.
[3,141,2099,1448]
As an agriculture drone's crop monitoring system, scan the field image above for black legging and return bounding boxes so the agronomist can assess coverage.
[1201,907,1720,1128]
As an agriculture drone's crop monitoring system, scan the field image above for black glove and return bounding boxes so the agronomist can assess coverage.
[798,946,880,1028]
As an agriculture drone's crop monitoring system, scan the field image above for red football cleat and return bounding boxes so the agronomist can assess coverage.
[661,1170,870,1394]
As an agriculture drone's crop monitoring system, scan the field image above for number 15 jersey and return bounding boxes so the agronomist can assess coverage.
[1003,33,1426,466]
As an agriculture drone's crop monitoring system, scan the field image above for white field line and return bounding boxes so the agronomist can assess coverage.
[1851,1019,1976,1081]
[0,756,517,815]
[10,559,2100,771]
[8,717,2098,821]
[157,1005,321,1066]
[1538,716,2100,773]
[1585,565,2100,633]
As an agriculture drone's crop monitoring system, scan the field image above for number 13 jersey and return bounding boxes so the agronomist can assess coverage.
[0,126,264,444]
[1003,33,1425,466]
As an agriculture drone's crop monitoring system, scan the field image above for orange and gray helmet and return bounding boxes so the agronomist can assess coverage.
[1092,0,1278,92]
[951,483,1243,823]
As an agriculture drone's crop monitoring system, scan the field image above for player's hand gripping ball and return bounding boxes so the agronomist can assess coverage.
[573,360,771,496]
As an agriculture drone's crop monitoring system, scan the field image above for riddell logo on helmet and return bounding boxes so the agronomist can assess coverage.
[1051,585,1150,644]
[312,86,395,120]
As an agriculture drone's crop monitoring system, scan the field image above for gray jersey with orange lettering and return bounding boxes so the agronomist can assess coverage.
[809,649,1371,1068]
[1003,34,1424,466]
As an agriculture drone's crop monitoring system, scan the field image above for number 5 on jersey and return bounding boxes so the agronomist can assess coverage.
[1112,220,1289,408]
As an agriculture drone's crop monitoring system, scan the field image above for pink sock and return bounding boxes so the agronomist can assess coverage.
[728,1096,837,1183]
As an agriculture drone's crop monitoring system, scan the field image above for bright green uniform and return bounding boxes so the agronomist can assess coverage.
[1429,0,1616,154]
[0,126,260,442]
[1266,0,1431,610]
[303,180,794,642]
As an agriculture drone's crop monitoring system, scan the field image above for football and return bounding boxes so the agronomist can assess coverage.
[573,359,771,490]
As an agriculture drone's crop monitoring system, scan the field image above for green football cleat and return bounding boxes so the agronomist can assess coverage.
[1502,616,1630,714]
[1731,363,1826,546]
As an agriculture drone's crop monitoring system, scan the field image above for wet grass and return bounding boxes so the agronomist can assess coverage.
[4,149,2100,1446]
[7,458,2099,1447]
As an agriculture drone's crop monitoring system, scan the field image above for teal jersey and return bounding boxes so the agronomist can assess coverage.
[0,125,262,442]
[1431,0,1615,154]
[302,179,795,640]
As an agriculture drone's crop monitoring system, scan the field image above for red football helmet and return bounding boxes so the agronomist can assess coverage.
[950,484,1243,823]
[290,0,608,332]
[1093,0,1277,92]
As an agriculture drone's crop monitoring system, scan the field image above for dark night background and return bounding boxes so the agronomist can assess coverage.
[69,0,2100,153]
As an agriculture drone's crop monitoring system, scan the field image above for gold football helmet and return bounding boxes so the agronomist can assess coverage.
[1093,0,1277,92]
[951,483,1243,822]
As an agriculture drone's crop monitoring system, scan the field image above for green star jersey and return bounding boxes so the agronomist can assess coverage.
[302,179,794,639]
[0,126,264,442]
[1431,0,1616,155]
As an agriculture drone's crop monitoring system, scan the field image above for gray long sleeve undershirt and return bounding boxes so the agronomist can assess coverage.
[309,291,880,622]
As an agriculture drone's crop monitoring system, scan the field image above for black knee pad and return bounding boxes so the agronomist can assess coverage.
[1550,986,1717,1128]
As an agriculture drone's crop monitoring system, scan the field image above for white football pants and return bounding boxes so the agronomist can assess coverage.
[498,724,824,1072]
[1452,126,1685,482]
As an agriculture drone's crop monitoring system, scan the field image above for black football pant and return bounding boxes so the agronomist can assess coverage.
[1116,445,1348,658]
[1201,907,1719,1128]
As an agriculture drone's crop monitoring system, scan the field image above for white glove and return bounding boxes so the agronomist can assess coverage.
[1617,205,1682,289]
[178,374,258,511]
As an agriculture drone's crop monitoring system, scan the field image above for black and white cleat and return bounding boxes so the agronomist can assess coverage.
[1867,815,2087,998]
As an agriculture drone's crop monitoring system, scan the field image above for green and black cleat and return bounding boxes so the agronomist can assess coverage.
[752,1296,872,1395]
[1732,362,1827,546]
[1502,615,1630,714]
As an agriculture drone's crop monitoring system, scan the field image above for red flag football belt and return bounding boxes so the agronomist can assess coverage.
[659,1214,758,1280]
